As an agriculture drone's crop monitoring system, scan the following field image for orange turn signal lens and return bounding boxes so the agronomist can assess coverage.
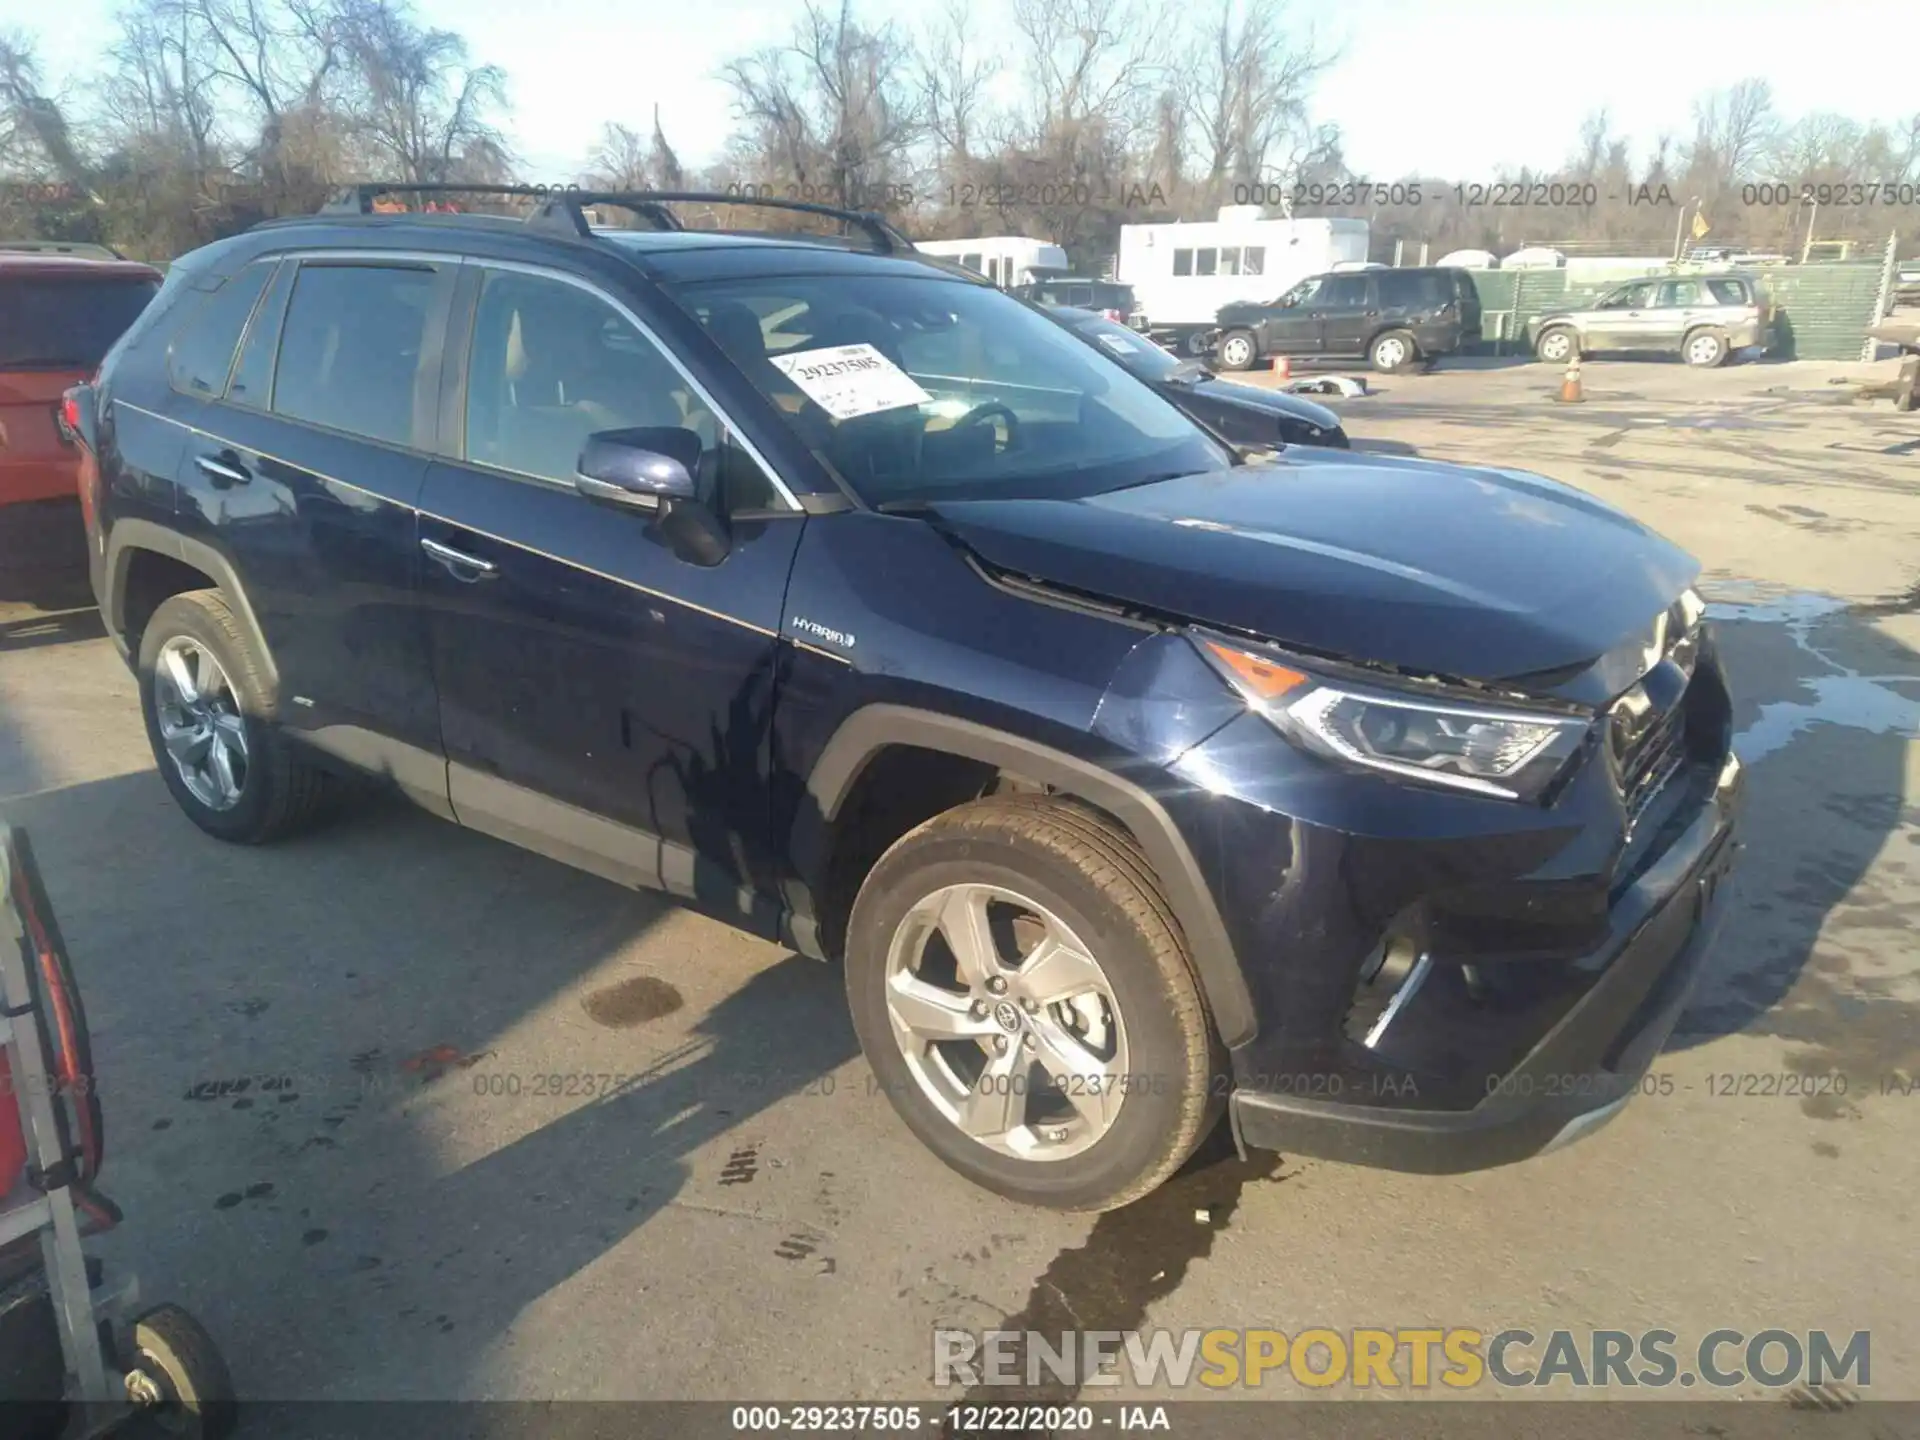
[1204,643,1307,702]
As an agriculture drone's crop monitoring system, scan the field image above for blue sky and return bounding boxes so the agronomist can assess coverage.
[23,0,1914,183]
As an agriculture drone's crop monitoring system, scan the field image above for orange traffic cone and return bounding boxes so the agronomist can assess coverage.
[1558,354,1583,403]
[1272,354,1291,382]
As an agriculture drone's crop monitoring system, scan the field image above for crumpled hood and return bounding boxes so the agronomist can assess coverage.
[927,451,1700,682]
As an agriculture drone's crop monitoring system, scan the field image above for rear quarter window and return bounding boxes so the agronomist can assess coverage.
[1706,278,1752,305]
[0,273,160,370]
[166,261,276,399]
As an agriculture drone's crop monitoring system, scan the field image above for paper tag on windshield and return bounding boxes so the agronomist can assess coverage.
[1097,333,1143,356]
[770,343,931,420]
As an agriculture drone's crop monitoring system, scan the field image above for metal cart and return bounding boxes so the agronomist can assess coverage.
[1,819,236,1439]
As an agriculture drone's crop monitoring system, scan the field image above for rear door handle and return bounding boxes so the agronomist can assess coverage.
[421,536,498,581]
[195,453,251,486]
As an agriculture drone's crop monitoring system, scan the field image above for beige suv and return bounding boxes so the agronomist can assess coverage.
[1529,272,1773,368]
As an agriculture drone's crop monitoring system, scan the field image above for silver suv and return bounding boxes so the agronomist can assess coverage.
[1529,272,1773,368]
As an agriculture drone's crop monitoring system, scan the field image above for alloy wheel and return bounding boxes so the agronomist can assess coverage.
[1375,336,1408,369]
[1687,333,1722,366]
[883,883,1130,1162]
[1221,336,1254,368]
[152,636,250,811]
[1539,331,1572,363]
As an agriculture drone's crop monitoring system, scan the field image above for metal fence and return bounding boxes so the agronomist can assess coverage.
[1462,258,1891,361]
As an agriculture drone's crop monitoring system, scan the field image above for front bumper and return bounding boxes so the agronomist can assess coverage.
[1229,752,1742,1173]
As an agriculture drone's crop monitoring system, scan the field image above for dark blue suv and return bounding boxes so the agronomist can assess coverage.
[69,187,1742,1212]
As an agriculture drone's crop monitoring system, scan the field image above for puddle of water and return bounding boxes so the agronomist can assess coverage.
[1706,590,1920,764]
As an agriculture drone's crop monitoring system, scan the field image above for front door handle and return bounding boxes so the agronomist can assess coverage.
[421,536,498,581]
[195,452,251,486]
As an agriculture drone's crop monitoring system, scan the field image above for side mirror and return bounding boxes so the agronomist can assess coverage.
[575,427,700,510]
[574,426,730,567]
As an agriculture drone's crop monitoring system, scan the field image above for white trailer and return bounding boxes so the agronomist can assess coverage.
[913,236,1069,288]
[1117,208,1372,354]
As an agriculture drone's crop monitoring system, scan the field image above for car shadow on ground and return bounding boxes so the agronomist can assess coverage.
[0,762,858,1418]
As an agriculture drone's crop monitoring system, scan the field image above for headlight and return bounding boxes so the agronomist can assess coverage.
[1194,633,1592,801]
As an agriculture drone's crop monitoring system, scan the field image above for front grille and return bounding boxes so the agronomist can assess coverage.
[1609,601,1704,838]
[1619,701,1689,835]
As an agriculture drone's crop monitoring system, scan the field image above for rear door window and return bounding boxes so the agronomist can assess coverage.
[1655,279,1705,308]
[272,262,443,448]
[167,261,275,399]
[0,272,160,371]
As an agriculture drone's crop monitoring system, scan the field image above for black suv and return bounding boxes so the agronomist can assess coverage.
[69,187,1740,1213]
[1212,266,1482,373]
[1010,276,1139,325]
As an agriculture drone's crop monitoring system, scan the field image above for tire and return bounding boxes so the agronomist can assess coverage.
[137,590,336,844]
[1369,329,1417,373]
[1683,328,1729,368]
[1216,329,1259,371]
[1535,326,1578,365]
[845,796,1223,1212]
[1180,330,1212,358]
[128,1304,237,1440]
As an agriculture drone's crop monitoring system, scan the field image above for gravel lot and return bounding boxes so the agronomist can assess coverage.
[1,353,1916,1420]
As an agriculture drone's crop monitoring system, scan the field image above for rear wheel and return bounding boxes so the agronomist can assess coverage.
[1180,329,1213,358]
[845,797,1222,1212]
[1683,328,1729,368]
[1369,330,1417,372]
[138,591,337,844]
[1217,329,1259,371]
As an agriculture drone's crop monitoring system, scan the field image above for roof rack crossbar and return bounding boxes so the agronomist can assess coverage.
[528,190,911,254]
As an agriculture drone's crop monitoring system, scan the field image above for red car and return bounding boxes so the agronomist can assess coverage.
[1,252,162,509]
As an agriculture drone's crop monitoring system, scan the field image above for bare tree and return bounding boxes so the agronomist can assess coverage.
[1689,77,1778,188]
[919,0,998,167]
[335,0,508,184]
[586,120,649,189]
[1182,0,1333,197]
[720,0,923,206]
[1010,0,1152,137]
[1,31,94,190]
[649,103,683,188]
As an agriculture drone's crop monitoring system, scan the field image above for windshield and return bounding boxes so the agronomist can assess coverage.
[668,273,1229,506]
[0,274,159,370]
[1056,311,1186,381]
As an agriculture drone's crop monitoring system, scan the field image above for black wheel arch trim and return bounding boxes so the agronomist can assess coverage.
[103,519,279,692]
[801,703,1257,1048]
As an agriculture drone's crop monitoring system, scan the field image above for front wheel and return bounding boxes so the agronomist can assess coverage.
[1180,329,1213,358]
[1535,327,1578,365]
[1369,329,1418,372]
[1216,329,1259,371]
[845,797,1223,1212]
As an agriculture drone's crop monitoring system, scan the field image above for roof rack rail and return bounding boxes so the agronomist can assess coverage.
[316,183,915,255]
[526,189,912,254]
[317,182,684,233]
